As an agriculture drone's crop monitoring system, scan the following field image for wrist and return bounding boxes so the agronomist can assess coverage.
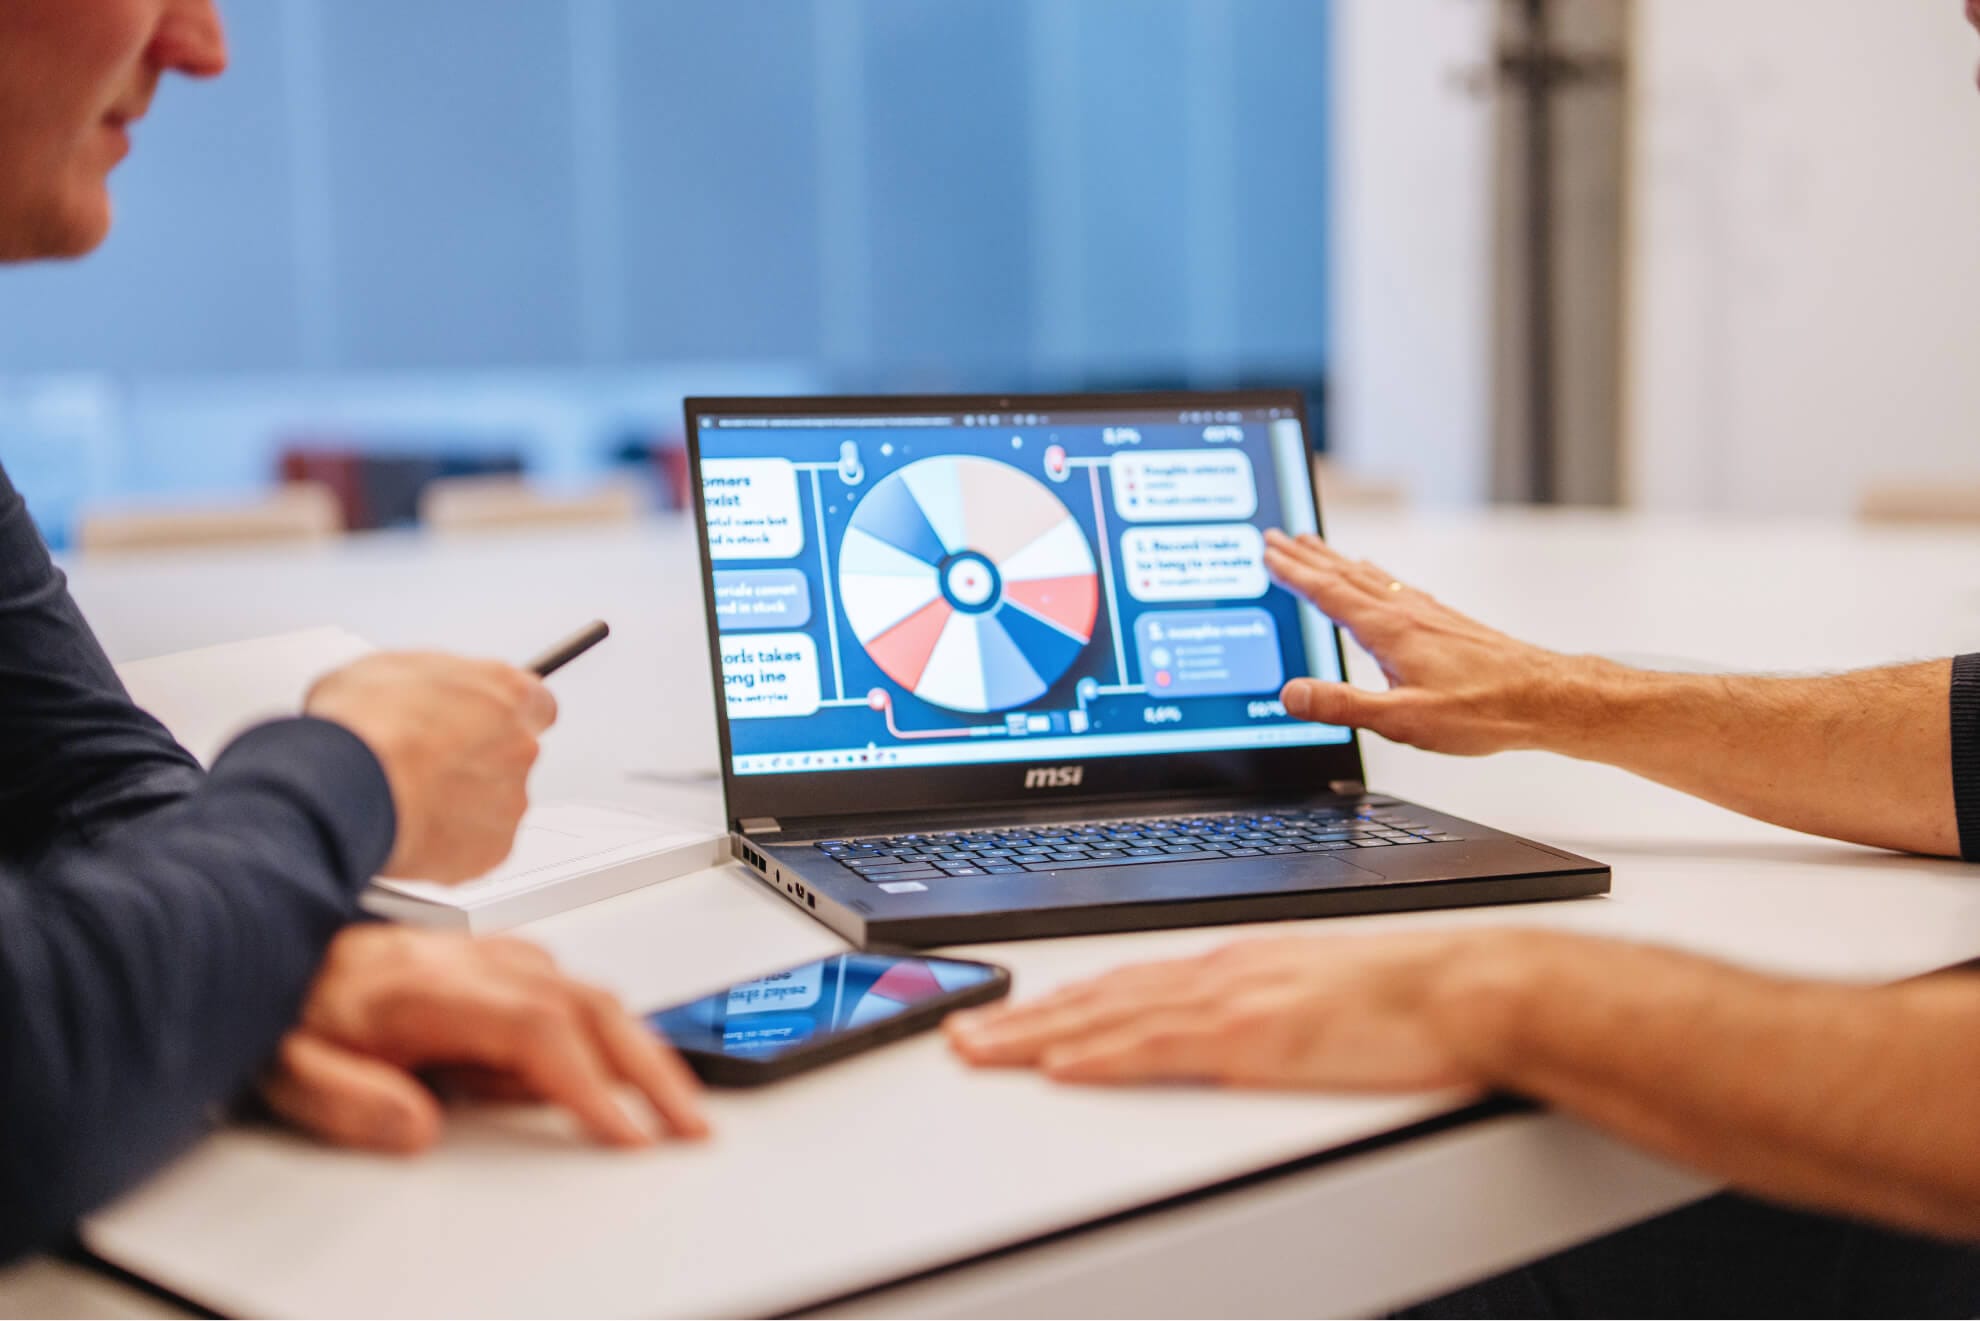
[1520,654,1639,759]
[1420,929,1570,1090]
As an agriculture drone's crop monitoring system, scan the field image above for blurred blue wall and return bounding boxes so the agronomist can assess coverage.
[0,0,1331,535]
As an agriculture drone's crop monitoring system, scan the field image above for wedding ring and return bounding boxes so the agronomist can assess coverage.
[1387,580,1404,593]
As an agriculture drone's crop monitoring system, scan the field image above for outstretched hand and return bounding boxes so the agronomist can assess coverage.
[1262,529,1594,756]
[946,929,1557,1092]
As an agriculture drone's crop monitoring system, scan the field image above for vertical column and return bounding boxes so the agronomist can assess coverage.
[816,2,873,376]
[282,0,339,370]
[1184,3,1241,386]
[569,0,627,364]
[1027,0,1085,381]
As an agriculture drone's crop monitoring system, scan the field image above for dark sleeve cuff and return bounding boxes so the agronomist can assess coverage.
[208,717,397,884]
[1953,654,1980,862]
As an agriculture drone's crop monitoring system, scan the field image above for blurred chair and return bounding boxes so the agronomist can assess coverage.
[1313,456,1407,510]
[1857,482,1980,527]
[76,482,343,555]
[417,474,642,534]
[280,442,525,530]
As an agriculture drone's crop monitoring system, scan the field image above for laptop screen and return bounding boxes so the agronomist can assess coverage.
[691,399,1350,779]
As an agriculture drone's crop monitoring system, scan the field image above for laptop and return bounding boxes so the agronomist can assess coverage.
[685,390,1608,947]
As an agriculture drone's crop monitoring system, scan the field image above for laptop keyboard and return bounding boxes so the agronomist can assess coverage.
[813,805,1466,883]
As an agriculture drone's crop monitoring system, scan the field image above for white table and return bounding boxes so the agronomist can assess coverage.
[28,509,1980,1317]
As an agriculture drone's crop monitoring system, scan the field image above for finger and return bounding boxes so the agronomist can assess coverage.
[1263,546,1392,634]
[492,992,655,1147]
[948,981,1228,1067]
[574,987,711,1140]
[1280,678,1405,731]
[945,955,1209,1050]
[1039,1009,1237,1085]
[1268,529,1382,597]
[260,1032,442,1154]
[514,672,558,734]
[479,935,560,975]
[377,978,652,1147]
[1346,556,1411,598]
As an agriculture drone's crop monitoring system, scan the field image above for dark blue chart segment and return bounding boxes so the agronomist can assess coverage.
[851,467,953,567]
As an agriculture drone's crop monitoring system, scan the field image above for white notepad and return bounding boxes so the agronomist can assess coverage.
[364,802,727,931]
[118,629,724,931]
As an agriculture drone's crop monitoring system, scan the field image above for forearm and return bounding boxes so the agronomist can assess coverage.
[0,718,393,1262]
[1438,933,1980,1238]
[1535,658,1958,856]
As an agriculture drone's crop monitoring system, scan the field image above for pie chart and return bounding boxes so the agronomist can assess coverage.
[838,455,1099,713]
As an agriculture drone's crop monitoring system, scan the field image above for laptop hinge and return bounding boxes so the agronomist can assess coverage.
[1328,780,1367,797]
[738,817,782,837]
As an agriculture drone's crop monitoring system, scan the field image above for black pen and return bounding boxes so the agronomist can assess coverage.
[526,620,610,678]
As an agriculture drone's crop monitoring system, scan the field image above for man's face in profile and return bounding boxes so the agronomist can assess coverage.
[0,0,225,262]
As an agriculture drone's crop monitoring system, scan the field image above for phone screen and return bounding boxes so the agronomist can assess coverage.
[648,953,1002,1062]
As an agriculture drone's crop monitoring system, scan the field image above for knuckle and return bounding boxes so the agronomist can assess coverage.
[510,999,574,1047]
[577,984,624,1018]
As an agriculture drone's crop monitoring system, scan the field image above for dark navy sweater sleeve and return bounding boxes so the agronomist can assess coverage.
[1953,654,1980,861]
[0,463,396,1261]
[0,465,203,862]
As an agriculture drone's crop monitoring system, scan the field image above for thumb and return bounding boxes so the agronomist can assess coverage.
[261,1032,443,1154]
[515,673,559,735]
[1281,679,1397,732]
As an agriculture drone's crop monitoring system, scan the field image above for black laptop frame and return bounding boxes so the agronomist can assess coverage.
[684,389,1365,828]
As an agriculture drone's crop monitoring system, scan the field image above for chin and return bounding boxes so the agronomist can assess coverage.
[16,192,113,261]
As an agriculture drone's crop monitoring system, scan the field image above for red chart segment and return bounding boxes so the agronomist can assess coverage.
[839,456,1098,713]
[844,961,949,1030]
[863,598,953,692]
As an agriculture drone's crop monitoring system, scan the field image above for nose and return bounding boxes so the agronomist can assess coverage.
[150,0,229,80]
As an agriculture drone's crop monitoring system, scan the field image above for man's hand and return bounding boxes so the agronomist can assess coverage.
[1262,529,1601,756]
[946,929,1528,1090]
[1262,528,1960,856]
[305,652,556,880]
[260,925,709,1152]
[951,926,1980,1242]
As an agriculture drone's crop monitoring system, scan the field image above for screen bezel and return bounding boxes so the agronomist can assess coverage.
[684,389,1365,826]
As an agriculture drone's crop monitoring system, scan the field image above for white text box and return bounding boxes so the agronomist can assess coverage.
[1122,524,1268,602]
[1111,450,1258,522]
[704,458,805,559]
[721,631,821,718]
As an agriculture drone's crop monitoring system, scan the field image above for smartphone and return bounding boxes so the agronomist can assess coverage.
[647,951,1011,1086]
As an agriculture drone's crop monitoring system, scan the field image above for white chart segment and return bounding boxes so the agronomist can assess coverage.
[996,517,1097,584]
[840,524,942,580]
[840,574,943,644]
[837,529,942,640]
[898,458,970,554]
[916,613,990,712]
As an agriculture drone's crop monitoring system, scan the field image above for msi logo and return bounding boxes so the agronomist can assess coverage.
[1024,765,1084,789]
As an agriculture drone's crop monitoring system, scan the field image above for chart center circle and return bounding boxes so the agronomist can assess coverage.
[941,552,1001,612]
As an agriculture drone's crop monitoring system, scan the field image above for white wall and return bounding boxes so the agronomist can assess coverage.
[1329,0,1497,505]
[1627,0,1980,514]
